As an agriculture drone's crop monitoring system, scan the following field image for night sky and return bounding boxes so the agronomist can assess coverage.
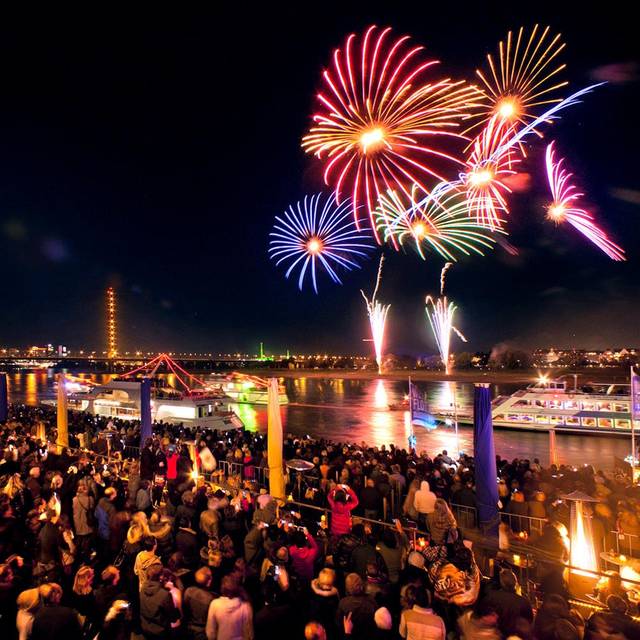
[0,5,638,356]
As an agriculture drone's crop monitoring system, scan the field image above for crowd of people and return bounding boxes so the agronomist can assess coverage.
[1,404,640,640]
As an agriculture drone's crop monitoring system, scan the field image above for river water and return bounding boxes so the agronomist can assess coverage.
[4,371,632,469]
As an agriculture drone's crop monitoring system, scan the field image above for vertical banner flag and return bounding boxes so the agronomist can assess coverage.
[410,380,435,430]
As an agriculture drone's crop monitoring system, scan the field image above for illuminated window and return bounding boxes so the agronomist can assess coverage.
[565,416,580,426]
[550,415,564,425]
[598,418,613,429]
[535,414,549,424]
[614,403,629,413]
[615,419,631,429]
[582,417,596,428]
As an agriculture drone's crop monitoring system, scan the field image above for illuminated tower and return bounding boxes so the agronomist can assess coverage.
[107,287,117,358]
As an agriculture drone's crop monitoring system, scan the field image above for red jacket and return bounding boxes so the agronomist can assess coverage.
[288,532,320,580]
[165,453,179,481]
[328,486,359,536]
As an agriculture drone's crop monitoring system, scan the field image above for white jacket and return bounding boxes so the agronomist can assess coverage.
[414,481,437,515]
[206,596,253,640]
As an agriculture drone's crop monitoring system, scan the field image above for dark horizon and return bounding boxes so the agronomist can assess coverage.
[1,4,638,356]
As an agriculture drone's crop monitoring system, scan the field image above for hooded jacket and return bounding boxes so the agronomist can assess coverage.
[139,580,179,638]
[309,580,340,639]
[72,494,95,536]
[206,596,253,640]
[413,481,437,515]
[134,550,162,591]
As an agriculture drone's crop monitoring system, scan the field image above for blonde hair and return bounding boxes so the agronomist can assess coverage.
[2,474,25,498]
[17,588,40,612]
[73,566,95,596]
[127,511,151,544]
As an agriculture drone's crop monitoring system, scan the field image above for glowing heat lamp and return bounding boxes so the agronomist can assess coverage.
[563,491,599,576]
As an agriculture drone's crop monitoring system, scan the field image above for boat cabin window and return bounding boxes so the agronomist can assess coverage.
[550,415,564,425]
[535,415,549,424]
[616,419,631,429]
[563,400,579,410]
[582,417,597,428]
[565,416,580,426]
[513,399,529,407]
[613,403,629,413]
[548,399,563,409]
[598,418,613,429]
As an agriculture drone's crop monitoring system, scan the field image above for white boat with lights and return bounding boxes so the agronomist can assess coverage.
[45,379,243,430]
[206,374,289,405]
[448,376,633,435]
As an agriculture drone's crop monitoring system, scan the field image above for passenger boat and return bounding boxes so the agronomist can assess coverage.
[445,376,633,435]
[45,379,244,430]
[206,374,289,405]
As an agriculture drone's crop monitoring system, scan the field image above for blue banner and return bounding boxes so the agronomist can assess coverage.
[473,384,499,536]
[410,381,436,429]
[632,368,640,422]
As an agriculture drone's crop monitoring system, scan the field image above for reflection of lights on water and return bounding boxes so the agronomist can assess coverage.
[230,403,260,432]
[569,501,598,575]
[26,373,37,406]
[370,410,393,443]
[373,379,388,409]
[433,381,456,412]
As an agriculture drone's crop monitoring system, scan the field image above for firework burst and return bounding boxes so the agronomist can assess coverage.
[269,192,375,293]
[545,142,625,261]
[425,263,467,375]
[375,183,500,260]
[470,25,567,133]
[302,25,482,238]
[361,255,391,374]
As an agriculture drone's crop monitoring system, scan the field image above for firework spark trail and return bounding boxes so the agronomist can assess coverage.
[489,83,605,162]
[374,183,500,260]
[269,192,375,293]
[302,25,483,239]
[468,25,568,136]
[361,255,391,375]
[425,263,467,375]
[545,142,625,261]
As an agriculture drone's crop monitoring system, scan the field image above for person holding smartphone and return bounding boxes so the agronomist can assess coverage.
[327,484,359,537]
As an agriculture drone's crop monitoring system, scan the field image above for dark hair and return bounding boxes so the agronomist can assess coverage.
[606,594,628,614]
[221,575,242,599]
[333,489,346,504]
[142,536,157,551]
[381,529,397,549]
[293,530,307,548]
[473,599,498,619]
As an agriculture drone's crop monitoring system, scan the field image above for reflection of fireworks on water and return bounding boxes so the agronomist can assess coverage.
[361,256,391,375]
[425,263,467,375]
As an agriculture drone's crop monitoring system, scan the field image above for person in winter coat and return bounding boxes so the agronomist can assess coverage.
[183,567,215,640]
[327,485,359,537]
[479,569,533,638]
[206,575,254,640]
[288,528,319,582]
[31,583,82,640]
[336,573,376,640]
[413,481,436,526]
[72,484,95,561]
[309,569,340,640]
[134,536,162,592]
[95,488,117,546]
[139,564,180,640]
[426,499,457,545]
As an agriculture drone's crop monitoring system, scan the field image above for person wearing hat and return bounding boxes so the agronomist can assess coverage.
[310,569,340,640]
